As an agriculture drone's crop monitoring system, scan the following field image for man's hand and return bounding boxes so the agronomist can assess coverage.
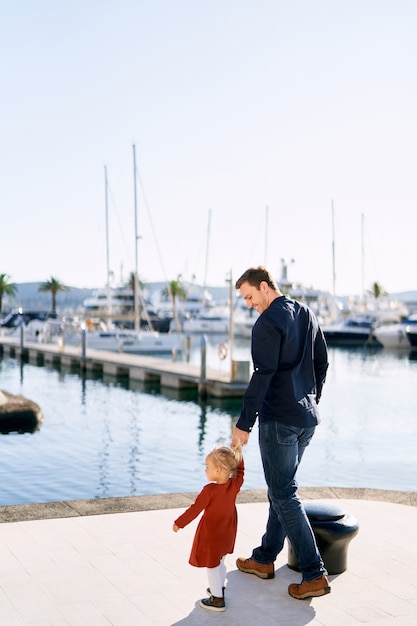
[231,426,250,448]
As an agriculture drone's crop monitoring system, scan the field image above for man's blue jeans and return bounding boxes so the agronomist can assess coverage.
[252,422,327,582]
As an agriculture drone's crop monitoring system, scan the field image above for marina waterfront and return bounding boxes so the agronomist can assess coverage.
[0,338,416,506]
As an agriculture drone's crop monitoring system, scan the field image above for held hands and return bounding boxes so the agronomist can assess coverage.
[173,428,249,534]
[231,426,250,449]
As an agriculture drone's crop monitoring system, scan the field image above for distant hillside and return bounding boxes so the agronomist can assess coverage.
[4,282,417,316]
[2,281,230,315]
[2,283,93,314]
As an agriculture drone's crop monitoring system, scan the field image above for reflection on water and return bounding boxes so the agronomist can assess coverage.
[0,342,416,506]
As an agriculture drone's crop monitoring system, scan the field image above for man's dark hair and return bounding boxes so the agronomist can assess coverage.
[235,266,278,290]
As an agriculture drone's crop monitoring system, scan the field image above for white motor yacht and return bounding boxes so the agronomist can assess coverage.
[373,315,417,349]
[86,329,183,355]
[322,315,378,346]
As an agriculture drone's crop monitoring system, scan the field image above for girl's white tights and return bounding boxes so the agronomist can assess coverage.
[207,556,227,598]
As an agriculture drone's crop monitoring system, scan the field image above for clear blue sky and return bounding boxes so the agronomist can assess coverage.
[1,1,416,296]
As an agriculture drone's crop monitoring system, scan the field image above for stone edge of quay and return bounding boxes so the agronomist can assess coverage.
[0,487,416,523]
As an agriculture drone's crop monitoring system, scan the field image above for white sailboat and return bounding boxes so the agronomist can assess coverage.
[86,151,183,356]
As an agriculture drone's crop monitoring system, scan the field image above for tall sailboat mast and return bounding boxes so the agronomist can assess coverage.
[203,208,211,307]
[104,165,112,317]
[133,144,140,333]
[264,205,269,266]
[331,200,337,320]
[361,212,365,299]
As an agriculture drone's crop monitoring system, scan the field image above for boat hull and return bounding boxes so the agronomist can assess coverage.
[322,316,379,346]
[323,330,378,346]
[181,318,229,334]
[373,324,411,349]
[87,331,182,354]
[406,327,417,347]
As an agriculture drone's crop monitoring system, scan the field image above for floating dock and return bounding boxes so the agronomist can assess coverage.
[0,336,250,399]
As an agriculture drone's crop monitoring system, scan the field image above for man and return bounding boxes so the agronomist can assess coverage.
[231,266,330,599]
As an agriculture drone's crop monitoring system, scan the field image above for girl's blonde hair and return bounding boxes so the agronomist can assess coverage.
[208,444,243,478]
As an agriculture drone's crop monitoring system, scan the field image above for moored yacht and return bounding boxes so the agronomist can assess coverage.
[82,286,172,333]
[322,315,379,346]
[373,315,417,349]
[406,325,417,348]
[152,283,216,320]
[82,286,135,316]
[177,307,229,334]
[86,328,183,355]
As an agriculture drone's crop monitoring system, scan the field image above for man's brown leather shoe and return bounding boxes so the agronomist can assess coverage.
[288,575,331,599]
[236,557,274,579]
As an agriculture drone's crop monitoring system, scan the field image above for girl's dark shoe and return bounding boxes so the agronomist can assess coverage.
[206,586,225,596]
[200,595,226,612]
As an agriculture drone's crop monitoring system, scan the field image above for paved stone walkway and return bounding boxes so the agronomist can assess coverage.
[0,488,416,625]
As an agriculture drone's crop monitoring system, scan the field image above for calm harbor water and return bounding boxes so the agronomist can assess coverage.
[0,337,416,506]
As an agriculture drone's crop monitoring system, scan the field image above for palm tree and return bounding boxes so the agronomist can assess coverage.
[126,271,146,328]
[38,277,70,314]
[126,271,145,292]
[368,281,387,299]
[162,279,187,331]
[0,273,17,313]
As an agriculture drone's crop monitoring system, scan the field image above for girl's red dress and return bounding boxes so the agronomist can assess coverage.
[174,459,244,568]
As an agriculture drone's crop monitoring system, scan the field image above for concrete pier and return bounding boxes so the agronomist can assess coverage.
[0,336,249,398]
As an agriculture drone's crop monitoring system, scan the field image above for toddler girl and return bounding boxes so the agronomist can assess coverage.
[173,445,244,612]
